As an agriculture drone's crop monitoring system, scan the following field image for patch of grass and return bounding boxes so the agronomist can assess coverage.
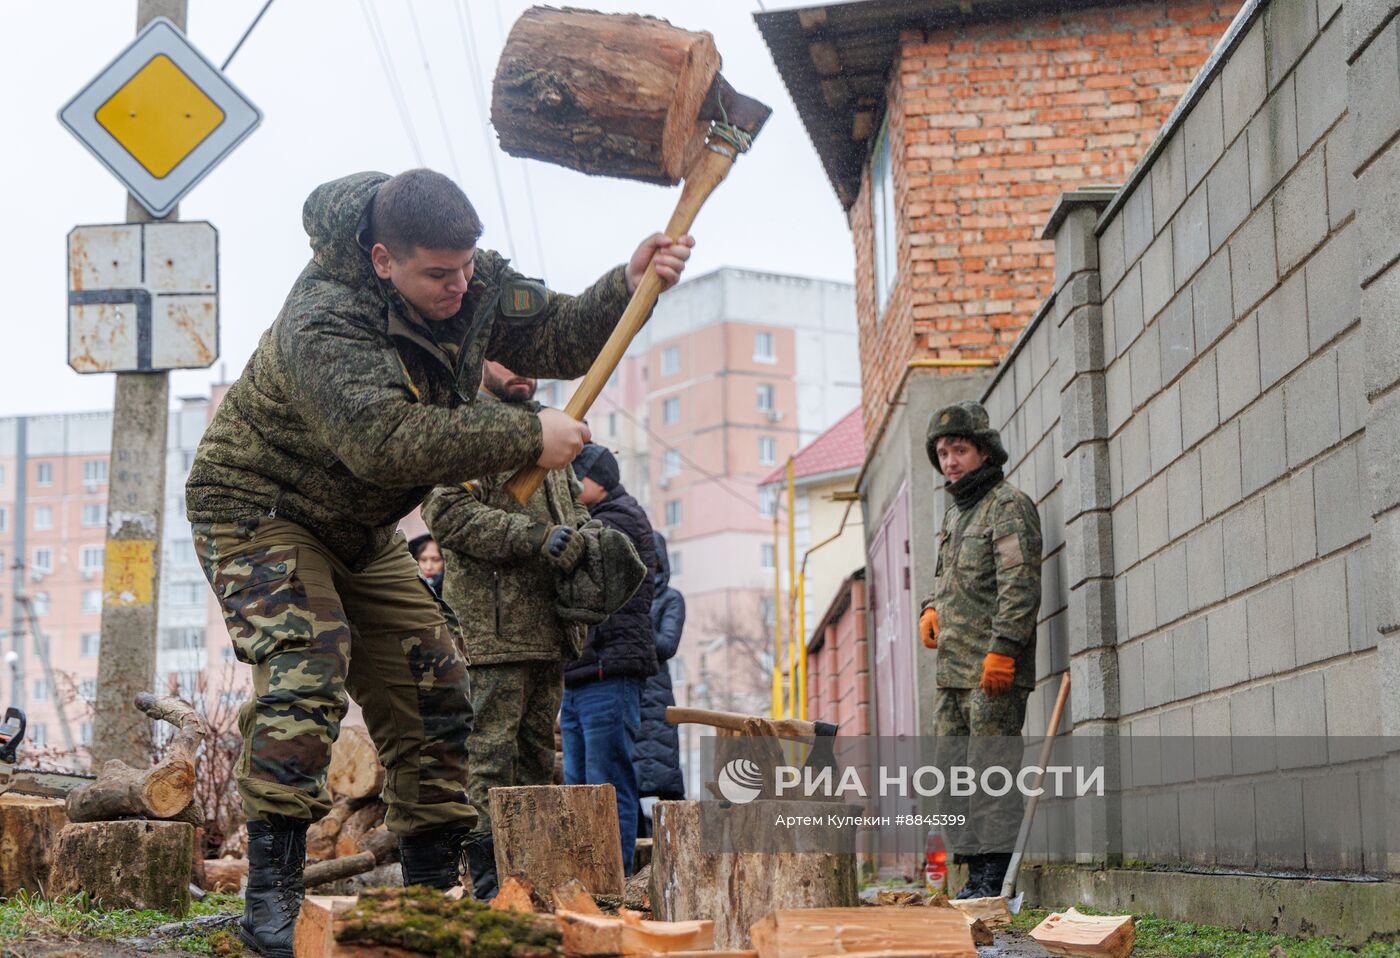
[0,888,243,952]
[1009,902,1400,957]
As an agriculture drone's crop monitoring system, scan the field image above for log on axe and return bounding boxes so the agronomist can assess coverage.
[490,6,772,504]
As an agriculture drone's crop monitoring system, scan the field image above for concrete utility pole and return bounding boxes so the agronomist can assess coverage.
[89,0,187,767]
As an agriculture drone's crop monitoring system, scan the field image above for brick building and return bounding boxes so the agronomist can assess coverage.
[759,0,1240,742]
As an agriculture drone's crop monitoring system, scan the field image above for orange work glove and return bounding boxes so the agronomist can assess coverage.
[979,652,1016,696]
[919,607,939,649]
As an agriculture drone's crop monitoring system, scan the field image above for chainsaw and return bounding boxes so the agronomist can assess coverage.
[0,707,25,795]
[0,706,96,798]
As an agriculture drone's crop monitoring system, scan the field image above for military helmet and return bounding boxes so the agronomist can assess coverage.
[925,400,1009,474]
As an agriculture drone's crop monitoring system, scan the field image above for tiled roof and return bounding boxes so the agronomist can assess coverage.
[761,407,864,486]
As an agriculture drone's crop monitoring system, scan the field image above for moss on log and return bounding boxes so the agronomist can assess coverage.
[334,887,562,958]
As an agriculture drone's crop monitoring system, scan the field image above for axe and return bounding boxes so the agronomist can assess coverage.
[666,706,840,780]
[490,7,772,504]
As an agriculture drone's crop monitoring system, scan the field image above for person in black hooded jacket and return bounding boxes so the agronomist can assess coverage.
[562,444,657,873]
[635,531,686,836]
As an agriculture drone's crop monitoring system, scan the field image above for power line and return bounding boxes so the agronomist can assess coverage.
[454,0,519,263]
[221,0,276,70]
[404,0,465,185]
[359,0,425,165]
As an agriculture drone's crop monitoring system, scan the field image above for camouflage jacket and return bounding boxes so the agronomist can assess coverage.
[185,172,631,569]
[421,394,592,666]
[922,478,1043,690]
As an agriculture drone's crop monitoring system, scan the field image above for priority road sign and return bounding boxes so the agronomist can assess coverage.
[68,221,218,373]
[58,17,261,217]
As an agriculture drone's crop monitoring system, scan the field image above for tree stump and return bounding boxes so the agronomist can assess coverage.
[490,785,624,897]
[651,800,860,949]
[48,820,194,915]
[491,7,721,185]
[0,793,67,895]
[328,725,385,802]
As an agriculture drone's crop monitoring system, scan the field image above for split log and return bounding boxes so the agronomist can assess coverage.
[307,801,356,861]
[334,801,386,859]
[306,826,398,889]
[553,878,603,916]
[492,785,624,897]
[328,725,385,802]
[749,908,976,958]
[875,890,925,906]
[557,909,712,956]
[1029,908,1136,958]
[66,693,207,823]
[48,820,194,916]
[947,896,1012,928]
[203,857,248,892]
[492,876,541,913]
[967,918,994,947]
[296,887,561,958]
[650,800,859,949]
[0,793,68,896]
[491,7,721,185]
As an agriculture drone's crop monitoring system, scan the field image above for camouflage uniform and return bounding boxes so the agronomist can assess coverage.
[187,172,633,835]
[421,390,592,835]
[922,401,1043,857]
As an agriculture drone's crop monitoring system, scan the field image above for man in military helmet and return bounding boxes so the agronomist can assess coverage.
[186,168,691,957]
[919,399,1042,899]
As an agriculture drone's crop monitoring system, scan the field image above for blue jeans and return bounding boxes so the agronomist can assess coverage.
[560,676,644,874]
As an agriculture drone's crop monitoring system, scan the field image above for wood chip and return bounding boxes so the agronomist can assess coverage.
[1029,908,1135,958]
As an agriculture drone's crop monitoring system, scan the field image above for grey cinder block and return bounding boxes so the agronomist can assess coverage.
[1349,15,1400,171]
[1136,474,1169,558]
[1313,440,1367,553]
[1191,250,1234,349]
[1295,15,1348,152]
[1167,450,1204,541]
[1265,0,1319,86]
[1180,352,1220,449]
[1186,519,1226,610]
[1152,129,1188,229]
[1222,17,1267,145]
[1304,224,1359,351]
[1148,383,1184,474]
[1263,483,1296,577]
[1158,290,1196,385]
[1207,598,1249,689]
[1200,419,1243,519]
[1239,388,1287,495]
[1113,263,1146,358]
[1113,496,1139,572]
[1230,203,1279,318]
[1223,495,1268,595]
[1207,137,1252,253]
[1247,76,1299,207]
[1155,541,1189,627]
[1255,778,1305,868]
[1129,323,1162,411]
[1127,560,1157,638]
[1143,630,1177,708]
[1292,554,1351,666]
[1357,139,1400,287]
[1325,118,1355,228]
[1273,147,1330,274]
[1173,185,1211,286]
[1123,176,1154,265]
[1185,78,1226,193]
[1246,578,1297,677]
[1256,270,1310,390]
[1173,616,1209,699]
[1141,229,1176,322]
[1283,348,1341,468]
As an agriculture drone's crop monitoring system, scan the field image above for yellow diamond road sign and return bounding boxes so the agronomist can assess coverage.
[59,17,261,217]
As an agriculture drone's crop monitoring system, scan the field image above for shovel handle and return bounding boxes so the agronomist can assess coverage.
[1001,670,1071,900]
[504,142,741,505]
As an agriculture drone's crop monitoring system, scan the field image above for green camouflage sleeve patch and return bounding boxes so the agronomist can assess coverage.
[498,279,548,319]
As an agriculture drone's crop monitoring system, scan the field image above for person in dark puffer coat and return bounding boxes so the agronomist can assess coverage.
[562,444,657,874]
[635,532,686,837]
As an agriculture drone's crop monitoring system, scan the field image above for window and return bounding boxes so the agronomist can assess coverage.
[80,590,101,614]
[81,503,106,528]
[81,633,100,657]
[33,679,48,702]
[871,116,897,317]
[160,627,204,651]
[80,678,96,701]
[182,451,196,471]
[32,592,49,615]
[35,463,53,486]
[669,657,685,683]
[0,465,5,487]
[607,412,618,437]
[0,507,6,532]
[759,597,777,628]
[80,722,93,746]
[665,499,682,526]
[661,346,680,376]
[84,460,108,485]
[760,488,778,518]
[754,331,775,363]
[758,436,777,466]
[168,582,203,606]
[32,548,52,574]
[29,724,46,748]
[80,546,104,572]
[663,397,680,425]
[669,550,683,576]
[761,543,776,568]
[756,383,775,412]
[663,449,681,477]
[171,540,196,564]
[33,506,52,531]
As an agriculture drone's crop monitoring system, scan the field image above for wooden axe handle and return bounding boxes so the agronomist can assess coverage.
[666,705,821,739]
[504,143,740,504]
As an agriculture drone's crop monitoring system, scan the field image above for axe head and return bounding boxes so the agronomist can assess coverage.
[802,719,840,776]
[697,73,772,143]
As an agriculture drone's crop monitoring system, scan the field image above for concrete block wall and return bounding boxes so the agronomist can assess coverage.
[981,0,1390,874]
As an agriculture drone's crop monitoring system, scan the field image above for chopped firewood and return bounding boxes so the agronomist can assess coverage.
[553,878,603,916]
[328,725,386,802]
[1029,908,1135,958]
[334,802,387,859]
[296,887,561,958]
[623,863,652,912]
[305,827,398,889]
[926,894,952,909]
[875,890,924,906]
[202,857,248,892]
[967,918,994,947]
[750,907,975,958]
[0,793,67,896]
[556,909,714,956]
[494,876,541,914]
[947,895,1012,927]
[67,694,209,824]
[307,801,356,861]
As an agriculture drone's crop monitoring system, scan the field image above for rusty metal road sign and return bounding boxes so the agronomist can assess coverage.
[58,17,261,217]
[67,221,218,373]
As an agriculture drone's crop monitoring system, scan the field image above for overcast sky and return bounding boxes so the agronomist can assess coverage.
[0,0,854,418]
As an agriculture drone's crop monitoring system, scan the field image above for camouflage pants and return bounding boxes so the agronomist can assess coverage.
[932,686,1029,857]
[465,660,564,836]
[192,517,474,835]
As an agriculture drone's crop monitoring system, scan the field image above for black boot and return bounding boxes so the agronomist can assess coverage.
[954,855,984,899]
[240,817,308,958]
[398,824,469,890]
[464,831,499,901]
[977,852,1013,898]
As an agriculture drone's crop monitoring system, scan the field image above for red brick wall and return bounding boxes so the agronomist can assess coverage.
[854,1,1240,440]
[807,576,870,735]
